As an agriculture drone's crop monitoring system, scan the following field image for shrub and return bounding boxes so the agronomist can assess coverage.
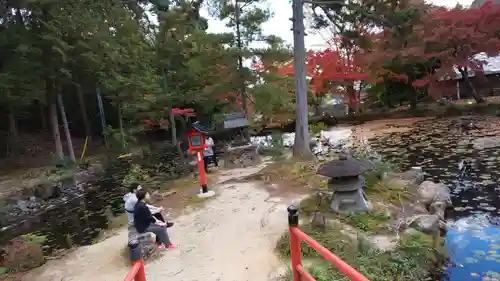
[1,234,47,272]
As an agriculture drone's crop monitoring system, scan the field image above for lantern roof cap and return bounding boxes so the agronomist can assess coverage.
[317,154,374,177]
[190,121,210,134]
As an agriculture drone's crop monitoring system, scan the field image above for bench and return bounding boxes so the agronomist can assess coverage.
[127,226,157,261]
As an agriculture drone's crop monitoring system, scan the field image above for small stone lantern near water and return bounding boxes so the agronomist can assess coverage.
[317,154,374,214]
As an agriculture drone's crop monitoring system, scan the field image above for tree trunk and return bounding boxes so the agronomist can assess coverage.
[48,88,64,160]
[170,111,185,162]
[76,84,92,142]
[458,67,485,103]
[313,95,323,116]
[346,85,357,113]
[292,0,313,159]
[235,1,250,142]
[118,104,125,149]
[8,107,19,156]
[58,94,76,163]
[39,100,48,131]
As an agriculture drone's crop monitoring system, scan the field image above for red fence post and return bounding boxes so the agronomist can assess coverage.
[124,260,146,281]
[288,205,302,281]
[136,260,146,281]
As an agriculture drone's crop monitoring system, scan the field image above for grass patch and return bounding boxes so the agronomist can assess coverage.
[364,176,413,205]
[159,172,217,191]
[276,223,446,281]
[245,159,325,190]
[344,211,391,233]
[107,213,129,229]
[297,194,392,234]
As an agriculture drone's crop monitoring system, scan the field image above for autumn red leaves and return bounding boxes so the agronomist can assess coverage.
[254,1,500,109]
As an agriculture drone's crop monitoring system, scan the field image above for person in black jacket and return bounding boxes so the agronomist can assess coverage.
[133,189,176,249]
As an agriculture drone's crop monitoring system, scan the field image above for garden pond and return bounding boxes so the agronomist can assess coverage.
[253,116,500,280]
[366,117,500,281]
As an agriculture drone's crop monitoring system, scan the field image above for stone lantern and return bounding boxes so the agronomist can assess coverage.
[317,154,374,214]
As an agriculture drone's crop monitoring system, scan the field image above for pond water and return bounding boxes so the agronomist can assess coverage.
[253,116,500,280]
[366,117,500,281]
[0,160,129,256]
[445,215,500,281]
[0,188,109,255]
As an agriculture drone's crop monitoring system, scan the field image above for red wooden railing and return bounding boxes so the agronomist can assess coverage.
[287,205,370,281]
[124,260,146,281]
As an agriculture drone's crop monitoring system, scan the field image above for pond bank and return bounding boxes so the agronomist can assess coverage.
[252,102,500,136]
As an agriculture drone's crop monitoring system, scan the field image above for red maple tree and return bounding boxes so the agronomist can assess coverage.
[410,1,500,102]
[256,38,368,112]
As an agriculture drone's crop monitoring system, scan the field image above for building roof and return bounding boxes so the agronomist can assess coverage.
[470,0,500,8]
[223,112,249,129]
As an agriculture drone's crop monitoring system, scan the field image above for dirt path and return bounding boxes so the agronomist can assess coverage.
[23,165,301,281]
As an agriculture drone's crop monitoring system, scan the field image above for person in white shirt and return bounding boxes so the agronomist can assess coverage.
[123,183,173,227]
[203,135,218,172]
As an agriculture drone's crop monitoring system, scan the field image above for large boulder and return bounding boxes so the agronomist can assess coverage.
[127,226,157,261]
[417,181,451,206]
[396,167,425,185]
[409,214,447,235]
[74,163,104,184]
[429,201,447,220]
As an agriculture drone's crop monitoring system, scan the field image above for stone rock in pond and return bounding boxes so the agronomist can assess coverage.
[417,181,451,206]
[33,183,61,200]
[429,201,447,220]
[410,214,440,234]
[397,167,424,185]
[472,137,500,149]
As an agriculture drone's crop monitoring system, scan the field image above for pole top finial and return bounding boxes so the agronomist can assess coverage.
[287,205,298,215]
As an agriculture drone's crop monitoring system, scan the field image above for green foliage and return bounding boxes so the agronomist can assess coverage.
[20,233,48,246]
[104,126,137,152]
[345,211,391,232]
[122,164,152,187]
[2,233,47,273]
[0,0,289,161]
[309,122,327,136]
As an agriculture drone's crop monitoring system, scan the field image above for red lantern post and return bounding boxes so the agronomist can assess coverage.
[186,128,209,193]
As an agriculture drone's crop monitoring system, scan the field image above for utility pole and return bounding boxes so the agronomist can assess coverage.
[291,0,313,158]
[235,0,250,140]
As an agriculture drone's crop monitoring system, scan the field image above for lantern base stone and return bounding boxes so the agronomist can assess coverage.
[330,188,372,214]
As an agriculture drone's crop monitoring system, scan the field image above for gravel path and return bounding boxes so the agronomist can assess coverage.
[24,166,299,281]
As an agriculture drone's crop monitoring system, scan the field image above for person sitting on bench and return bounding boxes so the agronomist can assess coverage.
[124,183,173,227]
[134,188,177,249]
